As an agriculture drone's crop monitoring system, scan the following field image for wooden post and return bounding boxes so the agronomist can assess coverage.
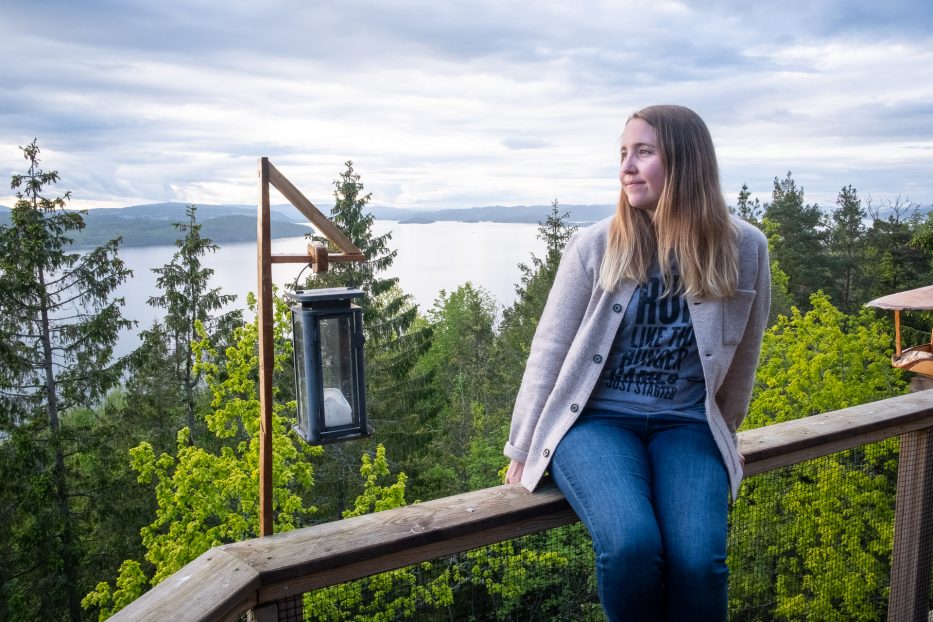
[257,157,274,537]
[895,310,903,357]
[254,159,366,539]
[887,426,933,622]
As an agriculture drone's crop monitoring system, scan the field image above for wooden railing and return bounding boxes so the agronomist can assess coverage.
[112,390,933,622]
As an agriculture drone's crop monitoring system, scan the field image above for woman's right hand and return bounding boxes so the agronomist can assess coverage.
[505,459,525,485]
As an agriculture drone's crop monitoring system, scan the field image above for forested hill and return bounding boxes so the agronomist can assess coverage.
[0,203,311,247]
[0,202,614,247]
[5,200,931,249]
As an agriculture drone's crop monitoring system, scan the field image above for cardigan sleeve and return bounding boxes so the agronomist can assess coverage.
[715,229,771,438]
[504,231,595,463]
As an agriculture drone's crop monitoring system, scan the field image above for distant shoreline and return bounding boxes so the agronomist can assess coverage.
[1,201,614,248]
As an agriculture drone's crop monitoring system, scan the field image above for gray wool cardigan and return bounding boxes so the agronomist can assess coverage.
[504,215,771,499]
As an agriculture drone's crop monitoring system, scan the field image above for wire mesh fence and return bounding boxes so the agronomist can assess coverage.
[278,436,917,621]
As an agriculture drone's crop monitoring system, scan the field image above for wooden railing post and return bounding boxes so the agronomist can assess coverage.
[888,427,933,622]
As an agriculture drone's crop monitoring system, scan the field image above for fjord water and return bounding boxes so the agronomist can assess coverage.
[113,220,547,359]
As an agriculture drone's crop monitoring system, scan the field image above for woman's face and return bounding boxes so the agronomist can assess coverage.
[619,118,665,212]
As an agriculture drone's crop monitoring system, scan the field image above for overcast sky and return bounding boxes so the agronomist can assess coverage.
[1,0,931,212]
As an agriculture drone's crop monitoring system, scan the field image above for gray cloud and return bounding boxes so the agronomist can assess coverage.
[1,0,931,210]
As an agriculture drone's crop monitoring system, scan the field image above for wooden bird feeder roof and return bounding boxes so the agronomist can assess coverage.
[866,285,933,311]
[865,284,933,376]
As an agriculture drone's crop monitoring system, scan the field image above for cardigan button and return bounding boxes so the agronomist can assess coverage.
[612,303,623,313]
[543,448,550,458]
[593,354,603,364]
[570,403,579,413]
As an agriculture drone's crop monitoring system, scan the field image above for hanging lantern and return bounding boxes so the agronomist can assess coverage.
[285,287,369,444]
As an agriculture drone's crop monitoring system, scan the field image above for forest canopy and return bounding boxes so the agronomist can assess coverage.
[0,146,929,621]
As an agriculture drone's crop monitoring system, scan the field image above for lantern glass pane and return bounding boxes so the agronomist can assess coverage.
[319,315,358,429]
[292,313,310,433]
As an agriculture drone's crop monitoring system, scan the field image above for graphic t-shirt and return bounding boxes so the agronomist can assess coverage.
[586,266,707,419]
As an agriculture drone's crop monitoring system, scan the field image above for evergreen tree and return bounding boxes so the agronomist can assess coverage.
[121,322,187,453]
[145,204,239,439]
[497,199,577,364]
[0,141,132,621]
[83,295,321,618]
[732,183,762,225]
[309,161,411,339]
[827,185,868,312]
[864,196,930,300]
[303,161,430,518]
[730,293,906,620]
[408,283,498,498]
[762,172,830,309]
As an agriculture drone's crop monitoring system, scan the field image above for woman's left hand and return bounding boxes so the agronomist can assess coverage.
[504,460,525,484]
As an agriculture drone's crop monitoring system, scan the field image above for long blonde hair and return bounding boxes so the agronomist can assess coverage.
[598,105,739,299]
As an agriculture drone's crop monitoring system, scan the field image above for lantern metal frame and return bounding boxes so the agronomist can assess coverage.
[285,287,370,445]
[257,158,367,536]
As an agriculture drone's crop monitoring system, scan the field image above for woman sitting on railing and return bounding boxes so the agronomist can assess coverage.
[504,104,770,622]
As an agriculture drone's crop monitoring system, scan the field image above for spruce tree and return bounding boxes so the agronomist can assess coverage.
[145,204,239,439]
[762,172,831,309]
[827,185,868,312]
[0,140,132,620]
[732,183,762,225]
[864,196,930,300]
[498,199,577,363]
[303,161,429,517]
[488,200,577,481]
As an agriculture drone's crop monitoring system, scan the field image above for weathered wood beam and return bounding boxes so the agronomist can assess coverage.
[224,482,575,602]
[739,389,933,476]
[266,162,361,256]
[109,548,259,622]
[257,157,274,537]
[270,253,366,264]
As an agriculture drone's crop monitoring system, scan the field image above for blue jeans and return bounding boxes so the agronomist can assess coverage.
[550,409,729,622]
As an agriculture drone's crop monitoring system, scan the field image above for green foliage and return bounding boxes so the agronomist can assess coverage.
[730,292,907,621]
[864,197,930,301]
[342,444,407,518]
[146,204,239,437]
[0,139,133,417]
[760,177,933,313]
[82,561,147,622]
[762,172,831,310]
[304,445,458,621]
[120,322,188,453]
[767,259,794,326]
[0,141,132,621]
[733,183,762,225]
[827,185,868,313]
[463,524,599,620]
[467,401,509,491]
[83,294,322,617]
[746,293,904,427]
[408,283,498,498]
